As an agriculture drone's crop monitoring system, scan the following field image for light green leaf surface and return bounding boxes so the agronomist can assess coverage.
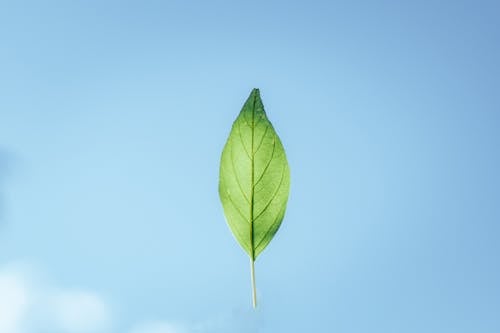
[218,88,290,307]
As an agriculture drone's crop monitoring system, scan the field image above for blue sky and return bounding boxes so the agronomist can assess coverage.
[1,0,499,332]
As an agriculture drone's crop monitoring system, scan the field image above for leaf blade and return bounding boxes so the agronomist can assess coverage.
[219,88,290,260]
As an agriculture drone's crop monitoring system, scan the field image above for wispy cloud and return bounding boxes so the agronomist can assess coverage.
[47,289,111,333]
[0,266,30,333]
[0,262,112,333]
[0,261,260,333]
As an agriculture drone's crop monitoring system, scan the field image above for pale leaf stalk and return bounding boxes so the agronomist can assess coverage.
[251,258,257,308]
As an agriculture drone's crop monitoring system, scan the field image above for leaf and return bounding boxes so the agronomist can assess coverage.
[218,88,290,307]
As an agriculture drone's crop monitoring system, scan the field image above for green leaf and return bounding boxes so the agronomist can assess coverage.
[218,88,290,307]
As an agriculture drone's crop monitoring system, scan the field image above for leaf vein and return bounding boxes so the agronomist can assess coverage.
[253,160,286,223]
[252,113,265,129]
[253,137,276,188]
[230,142,250,204]
[253,123,270,157]
[237,119,251,159]
[224,189,250,224]
[254,190,288,251]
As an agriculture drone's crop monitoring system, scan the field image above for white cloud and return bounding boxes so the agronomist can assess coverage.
[0,262,111,333]
[0,267,30,333]
[48,289,111,333]
[1,262,250,333]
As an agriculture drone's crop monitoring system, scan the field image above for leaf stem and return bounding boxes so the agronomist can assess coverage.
[250,258,257,308]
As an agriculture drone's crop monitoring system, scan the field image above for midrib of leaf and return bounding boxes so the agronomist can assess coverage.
[249,94,256,261]
[248,93,259,308]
